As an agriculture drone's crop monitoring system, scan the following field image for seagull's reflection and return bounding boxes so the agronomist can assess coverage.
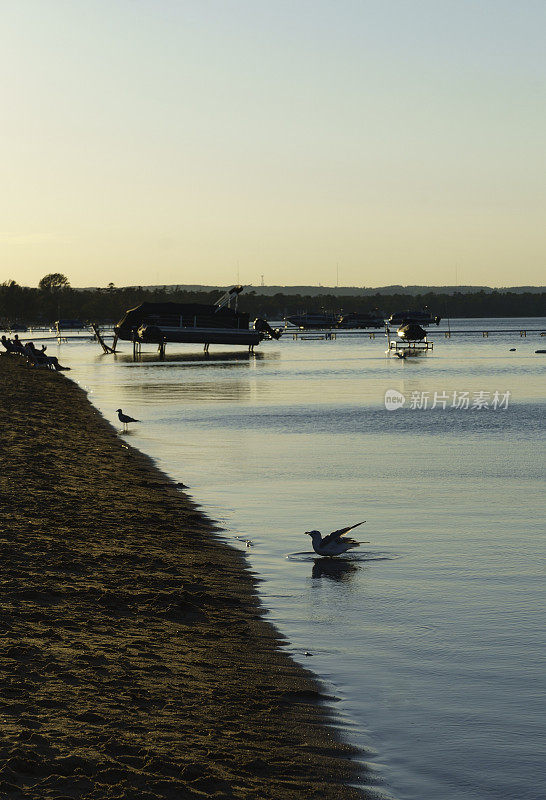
[311,557,358,582]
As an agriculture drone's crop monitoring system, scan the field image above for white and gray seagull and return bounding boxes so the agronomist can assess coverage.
[306,521,367,557]
[116,408,140,432]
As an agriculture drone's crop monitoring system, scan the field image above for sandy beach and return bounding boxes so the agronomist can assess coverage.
[0,355,365,799]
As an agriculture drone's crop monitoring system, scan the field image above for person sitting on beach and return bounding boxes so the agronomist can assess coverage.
[11,335,27,355]
[24,341,71,371]
[1,335,17,354]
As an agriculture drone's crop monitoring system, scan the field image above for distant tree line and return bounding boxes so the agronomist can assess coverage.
[0,274,544,326]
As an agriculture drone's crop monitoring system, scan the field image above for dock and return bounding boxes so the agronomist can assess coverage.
[287,327,544,339]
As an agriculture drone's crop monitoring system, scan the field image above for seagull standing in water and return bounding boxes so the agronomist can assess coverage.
[116,408,139,432]
[306,521,367,557]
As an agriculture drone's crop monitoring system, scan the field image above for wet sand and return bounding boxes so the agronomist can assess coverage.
[0,356,365,799]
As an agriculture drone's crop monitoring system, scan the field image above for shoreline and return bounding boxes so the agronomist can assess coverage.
[0,356,366,799]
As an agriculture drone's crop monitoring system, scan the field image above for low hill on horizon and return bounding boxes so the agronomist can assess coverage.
[3,282,544,322]
[80,283,545,296]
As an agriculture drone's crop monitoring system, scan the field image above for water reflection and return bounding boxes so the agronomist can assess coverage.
[112,350,279,365]
[311,557,359,582]
[112,377,263,404]
[92,350,283,404]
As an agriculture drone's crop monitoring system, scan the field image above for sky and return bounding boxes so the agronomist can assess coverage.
[1,0,545,289]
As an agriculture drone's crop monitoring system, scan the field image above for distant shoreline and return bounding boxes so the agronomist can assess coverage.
[76,284,546,296]
[2,280,544,328]
[0,356,365,799]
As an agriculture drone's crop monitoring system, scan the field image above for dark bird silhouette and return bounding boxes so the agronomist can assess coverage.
[305,521,367,556]
[116,408,139,431]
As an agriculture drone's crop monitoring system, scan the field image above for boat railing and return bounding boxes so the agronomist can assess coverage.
[145,315,247,330]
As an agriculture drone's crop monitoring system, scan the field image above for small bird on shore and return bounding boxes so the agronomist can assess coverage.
[116,408,139,432]
[306,521,367,557]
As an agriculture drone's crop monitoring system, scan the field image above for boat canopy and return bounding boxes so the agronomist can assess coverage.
[114,301,250,340]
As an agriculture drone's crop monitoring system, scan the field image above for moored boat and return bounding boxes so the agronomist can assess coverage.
[388,309,441,326]
[385,321,434,357]
[285,311,340,329]
[337,311,384,329]
[396,322,427,341]
[54,319,85,330]
[113,286,281,350]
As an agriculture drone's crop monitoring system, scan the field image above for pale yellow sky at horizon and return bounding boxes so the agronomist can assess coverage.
[1,1,545,289]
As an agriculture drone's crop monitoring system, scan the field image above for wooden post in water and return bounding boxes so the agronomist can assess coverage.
[132,330,141,361]
[90,323,116,354]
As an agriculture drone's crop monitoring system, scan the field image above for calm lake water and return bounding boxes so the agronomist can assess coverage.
[39,318,546,800]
